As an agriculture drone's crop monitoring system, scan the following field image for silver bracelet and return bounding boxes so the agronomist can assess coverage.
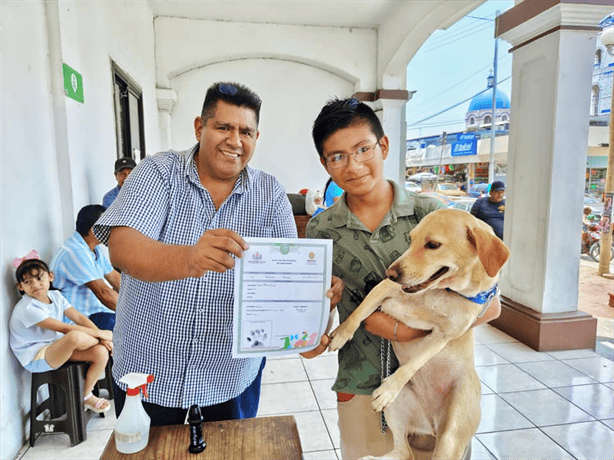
[393,321,399,342]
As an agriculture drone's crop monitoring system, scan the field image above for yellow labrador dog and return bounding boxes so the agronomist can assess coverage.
[328,208,510,460]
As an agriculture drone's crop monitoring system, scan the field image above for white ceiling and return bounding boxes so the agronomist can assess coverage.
[147,0,398,29]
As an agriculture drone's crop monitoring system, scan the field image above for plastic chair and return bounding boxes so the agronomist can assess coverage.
[29,361,95,447]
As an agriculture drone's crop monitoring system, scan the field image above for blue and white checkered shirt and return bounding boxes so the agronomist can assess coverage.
[50,231,114,317]
[93,144,297,408]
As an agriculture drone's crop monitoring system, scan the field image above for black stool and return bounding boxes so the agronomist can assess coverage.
[29,361,96,447]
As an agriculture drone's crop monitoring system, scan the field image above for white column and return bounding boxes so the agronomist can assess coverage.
[375,97,407,185]
[44,0,75,239]
[491,2,610,350]
[156,88,177,151]
[369,86,413,186]
[500,3,610,314]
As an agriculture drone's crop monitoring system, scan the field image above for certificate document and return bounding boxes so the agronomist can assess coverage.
[232,237,333,358]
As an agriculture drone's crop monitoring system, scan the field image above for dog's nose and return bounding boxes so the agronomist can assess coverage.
[386,267,398,282]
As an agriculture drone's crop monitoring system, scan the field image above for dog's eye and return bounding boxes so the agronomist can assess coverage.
[426,241,441,250]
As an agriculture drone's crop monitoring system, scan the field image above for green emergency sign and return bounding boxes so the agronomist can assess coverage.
[63,63,84,103]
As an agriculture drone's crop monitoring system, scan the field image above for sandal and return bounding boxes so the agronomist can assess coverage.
[84,392,110,413]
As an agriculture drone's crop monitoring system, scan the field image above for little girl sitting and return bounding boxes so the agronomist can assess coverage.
[9,251,113,413]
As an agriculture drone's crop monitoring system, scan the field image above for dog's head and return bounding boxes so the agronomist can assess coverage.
[386,208,510,295]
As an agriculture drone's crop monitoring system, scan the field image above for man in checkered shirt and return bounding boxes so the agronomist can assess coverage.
[94,82,301,425]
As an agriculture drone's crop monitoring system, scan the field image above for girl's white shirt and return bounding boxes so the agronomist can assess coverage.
[8,290,71,367]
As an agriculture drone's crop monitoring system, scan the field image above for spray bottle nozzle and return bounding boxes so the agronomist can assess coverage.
[119,373,155,397]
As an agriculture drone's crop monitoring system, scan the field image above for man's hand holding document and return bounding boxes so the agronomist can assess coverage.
[232,238,335,358]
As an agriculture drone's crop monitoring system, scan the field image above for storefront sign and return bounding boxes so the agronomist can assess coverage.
[451,133,477,156]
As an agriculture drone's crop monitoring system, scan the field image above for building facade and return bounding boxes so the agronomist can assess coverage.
[587,14,613,196]
[406,74,511,185]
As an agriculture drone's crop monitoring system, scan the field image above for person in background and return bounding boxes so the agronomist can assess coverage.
[93,81,343,425]
[10,254,112,413]
[324,177,344,207]
[102,157,136,208]
[470,180,506,240]
[581,206,596,252]
[51,205,120,331]
[304,98,501,460]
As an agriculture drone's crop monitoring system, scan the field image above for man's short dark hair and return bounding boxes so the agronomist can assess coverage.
[76,205,106,237]
[200,82,262,126]
[312,97,385,158]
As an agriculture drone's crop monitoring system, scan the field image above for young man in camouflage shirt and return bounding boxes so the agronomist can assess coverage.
[305,98,501,459]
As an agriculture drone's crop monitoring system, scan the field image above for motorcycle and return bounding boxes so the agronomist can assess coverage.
[582,223,614,263]
[589,240,614,263]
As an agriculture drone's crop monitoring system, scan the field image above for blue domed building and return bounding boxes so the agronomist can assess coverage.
[465,74,511,131]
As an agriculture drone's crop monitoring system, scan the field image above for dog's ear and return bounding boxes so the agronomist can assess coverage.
[466,226,510,277]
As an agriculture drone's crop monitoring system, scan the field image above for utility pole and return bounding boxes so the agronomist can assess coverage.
[488,10,500,184]
[598,71,613,277]
[598,21,613,277]
[438,131,447,176]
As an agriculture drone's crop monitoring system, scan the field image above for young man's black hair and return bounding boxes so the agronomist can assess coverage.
[312,97,385,158]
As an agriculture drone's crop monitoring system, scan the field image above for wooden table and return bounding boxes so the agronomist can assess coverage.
[100,415,302,459]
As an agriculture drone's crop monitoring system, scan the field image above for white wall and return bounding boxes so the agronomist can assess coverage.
[58,1,159,208]
[154,17,376,91]
[1,4,62,455]
[155,16,376,193]
[1,2,158,458]
[170,58,354,193]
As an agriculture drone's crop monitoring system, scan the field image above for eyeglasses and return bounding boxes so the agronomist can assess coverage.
[325,141,379,169]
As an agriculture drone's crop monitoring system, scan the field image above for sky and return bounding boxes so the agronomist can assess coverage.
[406,0,515,140]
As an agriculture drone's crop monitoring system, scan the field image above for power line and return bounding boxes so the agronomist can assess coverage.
[408,54,511,113]
[419,20,491,49]
[465,15,494,21]
[418,22,493,55]
[407,76,511,128]
[416,8,511,56]
[408,116,466,126]
[419,10,498,49]
[408,119,467,129]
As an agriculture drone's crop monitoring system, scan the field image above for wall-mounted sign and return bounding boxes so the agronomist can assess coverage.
[451,133,477,156]
[63,63,84,103]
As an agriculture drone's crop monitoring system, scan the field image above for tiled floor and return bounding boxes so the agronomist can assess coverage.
[15,322,613,460]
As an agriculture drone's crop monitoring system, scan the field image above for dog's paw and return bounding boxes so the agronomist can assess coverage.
[371,379,402,412]
[328,324,355,351]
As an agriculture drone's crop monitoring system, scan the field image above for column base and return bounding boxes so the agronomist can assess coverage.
[490,296,597,352]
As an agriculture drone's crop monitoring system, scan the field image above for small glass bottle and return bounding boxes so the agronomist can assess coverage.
[188,405,206,454]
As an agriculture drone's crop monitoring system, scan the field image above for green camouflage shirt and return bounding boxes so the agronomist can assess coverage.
[306,181,444,394]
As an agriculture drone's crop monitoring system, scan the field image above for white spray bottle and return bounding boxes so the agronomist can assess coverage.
[114,373,154,454]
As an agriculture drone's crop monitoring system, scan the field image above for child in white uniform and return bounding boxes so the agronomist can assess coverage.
[9,252,113,413]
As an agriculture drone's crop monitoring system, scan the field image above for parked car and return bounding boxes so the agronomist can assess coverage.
[421,192,456,208]
[407,172,438,183]
[468,183,489,198]
[404,181,421,193]
[435,182,467,197]
[448,197,477,212]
